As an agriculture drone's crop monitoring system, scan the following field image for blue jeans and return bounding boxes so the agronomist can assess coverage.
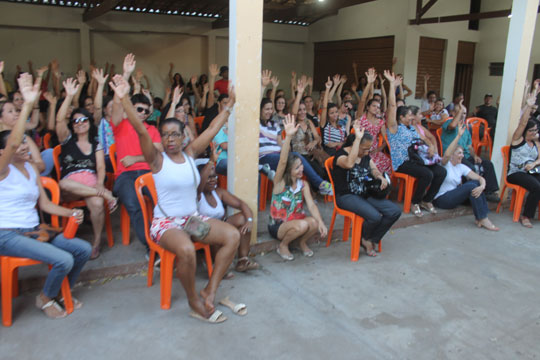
[0,229,91,298]
[433,180,489,220]
[113,170,151,250]
[336,194,402,244]
[259,152,324,189]
[40,149,54,177]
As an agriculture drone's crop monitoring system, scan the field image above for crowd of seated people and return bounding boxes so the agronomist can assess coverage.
[2,52,540,324]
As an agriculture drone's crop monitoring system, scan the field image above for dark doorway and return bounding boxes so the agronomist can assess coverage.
[453,41,476,110]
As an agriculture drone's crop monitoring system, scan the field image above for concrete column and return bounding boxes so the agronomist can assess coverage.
[79,25,91,70]
[207,34,216,69]
[442,39,458,102]
[228,0,264,243]
[492,0,538,183]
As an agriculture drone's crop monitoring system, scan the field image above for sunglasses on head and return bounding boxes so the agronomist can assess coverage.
[72,116,89,124]
[136,107,151,115]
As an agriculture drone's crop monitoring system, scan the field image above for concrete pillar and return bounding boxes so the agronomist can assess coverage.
[492,0,538,183]
[79,25,91,70]
[228,0,264,243]
[442,39,458,102]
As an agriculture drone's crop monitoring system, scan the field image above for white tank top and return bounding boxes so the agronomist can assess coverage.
[198,190,225,220]
[0,162,40,228]
[153,152,200,218]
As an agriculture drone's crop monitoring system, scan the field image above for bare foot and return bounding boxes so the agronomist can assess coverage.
[200,288,215,314]
[188,296,209,319]
[477,218,500,231]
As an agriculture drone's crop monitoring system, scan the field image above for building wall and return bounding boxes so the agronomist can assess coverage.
[0,2,307,99]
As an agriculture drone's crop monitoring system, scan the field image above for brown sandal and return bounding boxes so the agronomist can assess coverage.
[235,257,260,272]
[520,216,533,228]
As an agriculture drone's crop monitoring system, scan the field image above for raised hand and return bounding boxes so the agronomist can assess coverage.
[172,85,183,104]
[203,83,209,94]
[394,74,403,87]
[210,143,221,163]
[63,78,80,97]
[352,120,364,139]
[352,62,358,70]
[392,57,398,65]
[209,64,219,78]
[332,74,341,86]
[190,75,197,85]
[36,65,48,78]
[423,73,430,81]
[325,76,332,90]
[261,69,272,87]
[340,74,348,84]
[306,77,313,88]
[296,79,306,94]
[379,74,386,85]
[383,69,395,82]
[76,70,86,85]
[17,73,40,104]
[351,82,358,92]
[271,75,280,88]
[123,53,136,75]
[92,68,108,85]
[283,113,299,137]
[366,68,377,84]
[43,91,57,104]
[108,74,130,99]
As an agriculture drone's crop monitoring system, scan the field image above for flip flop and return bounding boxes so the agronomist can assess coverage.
[276,247,294,261]
[219,297,247,316]
[189,309,227,324]
[520,217,533,228]
[361,244,377,257]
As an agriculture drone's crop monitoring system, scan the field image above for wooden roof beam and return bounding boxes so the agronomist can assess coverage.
[415,0,439,25]
[83,0,122,22]
[409,9,515,25]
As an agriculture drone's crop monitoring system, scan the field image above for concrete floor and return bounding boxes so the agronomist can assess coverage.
[1,212,540,360]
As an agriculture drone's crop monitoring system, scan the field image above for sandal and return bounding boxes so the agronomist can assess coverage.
[411,204,423,217]
[219,296,247,316]
[476,219,500,232]
[189,309,227,324]
[235,257,260,272]
[420,201,437,214]
[520,216,533,228]
[361,242,377,257]
[107,198,118,213]
[59,296,83,310]
[90,247,100,260]
[35,296,67,319]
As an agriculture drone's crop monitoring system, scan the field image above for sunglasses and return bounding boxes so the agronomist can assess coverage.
[72,116,89,124]
[136,107,151,115]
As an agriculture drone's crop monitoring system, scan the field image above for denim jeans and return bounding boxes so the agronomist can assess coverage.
[433,180,489,220]
[259,152,324,189]
[40,148,55,177]
[336,194,402,244]
[507,172,540,218]
[113,170,151,250]
[0,229,91,298]
[397,161,447,203]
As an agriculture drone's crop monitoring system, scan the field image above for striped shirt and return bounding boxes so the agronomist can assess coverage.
[323,123,346,146]
[259,121,281,157]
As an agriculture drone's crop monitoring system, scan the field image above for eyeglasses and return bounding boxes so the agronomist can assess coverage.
[161,132,182,139]
[72,116,89,124]
[208,175,218,180]
[136,107,150,115]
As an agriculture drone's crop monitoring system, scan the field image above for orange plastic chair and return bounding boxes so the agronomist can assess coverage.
[466,117,493,159]
[259,173,273,211]
[109,144,131,246]
[384,135,416,214]
[325,157,376,262]
[194,116,204,135]
[496,146,540,222]
[1,177,74,327]
[217,174,227,190]
[134,173,213,310]
[435,128,443,155]
[43,133,52,150]
[52,145,114,247]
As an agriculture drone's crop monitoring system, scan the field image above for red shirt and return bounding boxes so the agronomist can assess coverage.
[214,79,229,95]
[111,119,161,178]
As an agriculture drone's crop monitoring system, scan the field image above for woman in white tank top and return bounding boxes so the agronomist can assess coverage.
[198,150,258,273]
[0,74,91,320]
[110,71,239,323]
